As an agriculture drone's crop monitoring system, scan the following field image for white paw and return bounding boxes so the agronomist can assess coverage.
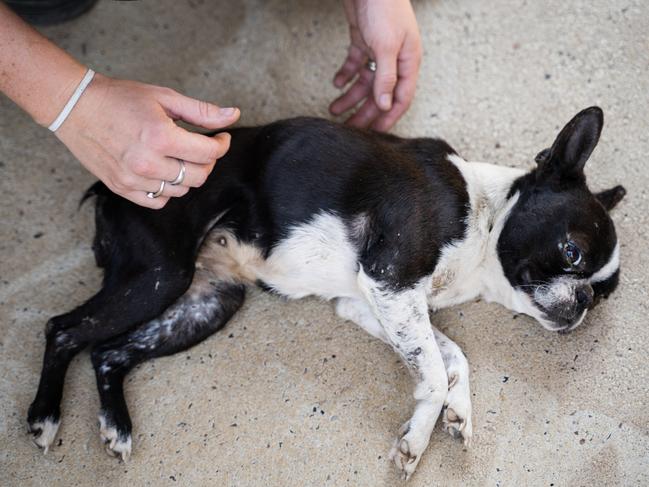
[28,417,60,454]
[99,415,132,461]
[442,372,472,446]
[388,421,429,481]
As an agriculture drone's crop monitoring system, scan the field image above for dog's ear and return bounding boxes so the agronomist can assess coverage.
[534,147,551,165]
[537,106,604,180]
[595,185,626,211]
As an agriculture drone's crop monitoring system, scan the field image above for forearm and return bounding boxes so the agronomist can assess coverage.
[0,3,86,126]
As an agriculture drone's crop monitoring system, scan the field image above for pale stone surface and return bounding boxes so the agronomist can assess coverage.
[1,1,648,485]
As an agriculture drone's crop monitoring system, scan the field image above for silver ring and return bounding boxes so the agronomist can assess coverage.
[366,59,377,73]
[146,180,165,199]
[169,159,186,186]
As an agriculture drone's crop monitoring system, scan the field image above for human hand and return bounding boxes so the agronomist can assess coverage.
[55,74,239,208]
[330,0,422,132]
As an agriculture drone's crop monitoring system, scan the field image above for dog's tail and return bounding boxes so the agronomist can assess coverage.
[78,181,109,210]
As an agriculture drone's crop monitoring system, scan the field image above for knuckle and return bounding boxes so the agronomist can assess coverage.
[194,166,212,187]
[140,123,171,152]
[215,134,231,157]
[130,158,152,177]
[197,99,214,120]
[157,86,177,99]
[374,36,400,53]
[205,141,222,163]
[108,176,126,193]
[120,147,138,166]
[378,72,398,87]
[118,173,137,190]
[358,73,373,87]
[196,171,209,187]
[146,197,167,209]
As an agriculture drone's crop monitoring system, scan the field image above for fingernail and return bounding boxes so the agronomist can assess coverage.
[379,94,392,110]
[334,76,344,88]
[220,107,237,116]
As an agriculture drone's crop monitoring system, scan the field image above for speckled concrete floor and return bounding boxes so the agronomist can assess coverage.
[1,1,648,486]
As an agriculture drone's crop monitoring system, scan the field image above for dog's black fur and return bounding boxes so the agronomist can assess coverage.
[27,110,625,464]
[28,118,471,448]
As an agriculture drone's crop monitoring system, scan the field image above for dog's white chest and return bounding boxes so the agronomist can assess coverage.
[426,251,483,310]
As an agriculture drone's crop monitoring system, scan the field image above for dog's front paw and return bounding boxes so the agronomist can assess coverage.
[27,416,60,454]
[442,372,472,446]
[388,421,429,480]
[99,414,132,462]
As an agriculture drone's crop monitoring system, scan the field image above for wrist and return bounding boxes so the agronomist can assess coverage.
[33,62,88,127]
[53,72,111,142]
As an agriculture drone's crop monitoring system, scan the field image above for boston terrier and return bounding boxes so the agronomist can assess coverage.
[27,106,625,479]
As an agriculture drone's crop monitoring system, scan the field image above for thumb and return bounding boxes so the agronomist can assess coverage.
[160,90,240,129]
[373,49,398,111]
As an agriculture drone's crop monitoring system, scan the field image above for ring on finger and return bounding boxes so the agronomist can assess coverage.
[146,180,165,199]
[366,59,377,73]
[169,159,186,186]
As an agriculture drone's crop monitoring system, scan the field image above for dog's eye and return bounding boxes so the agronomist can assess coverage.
[563,242,582,266]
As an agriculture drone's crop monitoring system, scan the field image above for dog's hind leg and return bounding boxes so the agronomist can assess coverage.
[432,326,472,445]
[27,264,193,453]
[90,271,245,460]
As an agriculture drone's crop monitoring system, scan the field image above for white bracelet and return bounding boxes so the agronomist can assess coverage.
[48,68,95,132]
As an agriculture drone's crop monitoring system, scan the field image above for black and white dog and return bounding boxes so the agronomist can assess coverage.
[28,106,625,479]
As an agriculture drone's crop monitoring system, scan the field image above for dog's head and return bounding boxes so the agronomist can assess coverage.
[498,107,625,333]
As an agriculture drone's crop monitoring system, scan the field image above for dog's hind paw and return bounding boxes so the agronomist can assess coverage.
[27,416,60,454]
[99,414,132,462]
[442,372,472,446]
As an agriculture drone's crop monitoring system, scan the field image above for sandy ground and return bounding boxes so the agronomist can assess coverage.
[1,0,648,485]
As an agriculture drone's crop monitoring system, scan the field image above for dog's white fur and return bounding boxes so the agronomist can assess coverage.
[98,413,131,461]
[591,241,620,283]
[28,417,60,454]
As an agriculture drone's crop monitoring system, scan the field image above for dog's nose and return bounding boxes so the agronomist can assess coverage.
[576,287,593,307]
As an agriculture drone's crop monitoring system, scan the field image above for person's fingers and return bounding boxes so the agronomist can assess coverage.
[330,69,373,116]
[371,99,408,132]
[333,44,365,88]
[371,81,413,132]
[371,43,420,132]
[165,129,231,165]
[346,98,382,128]
[126,152,185,182]
[122,190,171,210]
[179,160,216,188]
[158,88,240,129]
[372,45,399,111]
[119,152,213,190]
[140,178,189,198]
[371,75,413,132]
[394,34,421,107]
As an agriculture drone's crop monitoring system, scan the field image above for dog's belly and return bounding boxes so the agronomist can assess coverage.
[199,212,361,300]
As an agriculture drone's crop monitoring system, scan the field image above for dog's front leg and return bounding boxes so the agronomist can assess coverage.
[358,274,448,480]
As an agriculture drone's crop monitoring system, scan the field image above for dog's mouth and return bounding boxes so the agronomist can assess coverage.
[545,308,588,334]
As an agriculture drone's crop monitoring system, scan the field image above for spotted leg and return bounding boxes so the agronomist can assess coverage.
[91,271,245,461]
[27,265,192,454]
[336,298,473,446]
[357,272,448,481]
[432,326,472,445]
